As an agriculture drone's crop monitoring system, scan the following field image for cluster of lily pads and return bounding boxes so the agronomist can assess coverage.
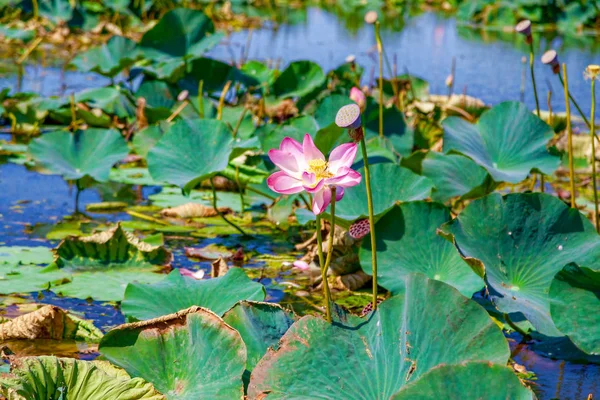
[0,5,599,400]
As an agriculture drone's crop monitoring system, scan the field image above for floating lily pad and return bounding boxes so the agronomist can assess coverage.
[442,101,559,183]
[248,274,511,398]
[222,301,295,372]
[70,36,140,78]
[121,268,265,321]
[422,152,495,203]
[28,129,129,182]
[0,264,66,294]
[335,163,433,222]
[0,247,53,265]
[550,264,600,355]
[364,105,414,157]
[359,202,483,297]
[147,119,233,194]
[139,8,222,63]
[439,193,600,337]
[39,224,172,301]
[100,306,245,399]
[390,362,534,399]
[272,61,325,99]
[0,356,163,399]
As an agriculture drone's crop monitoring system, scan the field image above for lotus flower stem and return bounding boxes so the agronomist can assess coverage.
[210,177,248,236]
[235,166,244,214]
[74,179,82,214]
[17,36,42,65]
[315,206,333,324]
[360,136,378,310]
[32,0,38,19]
[563,64,576,209]
[198,80,204,118]
[589,69,599,232]
[298,193,311,211]
[244,185,276,201]
[528,42,541,118]
[217,81,232,121]
[503,313,531,341]
[232,107,249,138]
[166,101,188,123]
[375,21,384,138]
[558,73,591,129]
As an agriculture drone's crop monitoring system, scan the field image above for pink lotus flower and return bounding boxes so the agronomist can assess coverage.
[350,87,366,111]
[267,134,362,214]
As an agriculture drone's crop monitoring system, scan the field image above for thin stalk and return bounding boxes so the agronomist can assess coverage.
[166,101,188,122]
[245,185,277,201]
[591,78,599,232]
[232,107,248,138]
[235,166,244,214]
[17,36,42,65]
[528,42,541,118]
[315,211,332,323]
[375,22,384,138]
[217,80,232,121]
[503,313,531,341]
[32,0,38,19]
[298,193,311,210]
[210,177,248,236]
[198,80,204,118]
[74,180,82,213]
[563,64,576,208]
[360,136,378,310]
[528,41,543,190]
[558,73,591,128]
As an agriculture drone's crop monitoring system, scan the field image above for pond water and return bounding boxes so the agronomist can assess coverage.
[1,7,600,400]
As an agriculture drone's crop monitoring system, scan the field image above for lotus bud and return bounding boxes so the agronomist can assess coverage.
[542,50,560,74]
[515,20,532,44]
[177,90,189,102]
[585,64,600,81]
[350,87,366,111]
[335,103,363,142]
[292,260,310,271]
[91,108,103,118]
[445,74,454,87]
[364,11,378,24]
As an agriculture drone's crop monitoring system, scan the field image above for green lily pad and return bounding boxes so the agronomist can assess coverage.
[442,101,559,183]
[0,356,163,399]
[75,87,135,119]
[272,61,325,99]
[550,264,600,355]
[42,224,172,301]
[182,58,259,93]
[0,247,53,265]
[335,163,433,222]
[258,116,318,152]
[439,193,600,337]
[147,119,233,194]
[422,152,495,203]
[364,105,414,157]
[70,36,140,78]
[390,362,534,399]
[0,264,66,295]
[99,306,245,399]
[122,268,266,321]
[248,274,510,399]
[109,167,164,186]
[28,129,129,182]
[139,8,223,62]
[360,202,483,297]
[222,301,295,372]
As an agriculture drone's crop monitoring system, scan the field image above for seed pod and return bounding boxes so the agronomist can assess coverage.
[542,50,560,74]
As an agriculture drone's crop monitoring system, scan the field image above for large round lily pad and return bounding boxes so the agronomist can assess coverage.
[359,202,483,297]
[0,356,163,399]
[222,301,295,372]
[335,163,433,222]
[28,129,129,182]
[99,306,246,400]
[390,362,534,399]
[422,152,495,203]
[147,118,233,194]
[121,268,266,321]
[442,101,559,183]
[248,274,511,399]
[70,36,140,78]
[272,61,325,99]
[550,264,600,355]
[439,192,600,337]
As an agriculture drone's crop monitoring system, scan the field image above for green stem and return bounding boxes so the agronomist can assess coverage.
[235,166,244,214]
[360,136,378,310]
[198,80,204,118]
[316,209,332,323]
[375,22,384,138]
[298,193,312,210]
[74,179,82,214]
[563,64,576,209]
[244,185,277,201]
[591,79,599,233]
[558,73,591,129]
[503,313,531,340]
[529,41,543,191]
[210,177,249,237]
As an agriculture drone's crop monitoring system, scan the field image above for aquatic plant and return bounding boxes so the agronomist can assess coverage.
[587,64,600,232]
[267,134,361,321]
